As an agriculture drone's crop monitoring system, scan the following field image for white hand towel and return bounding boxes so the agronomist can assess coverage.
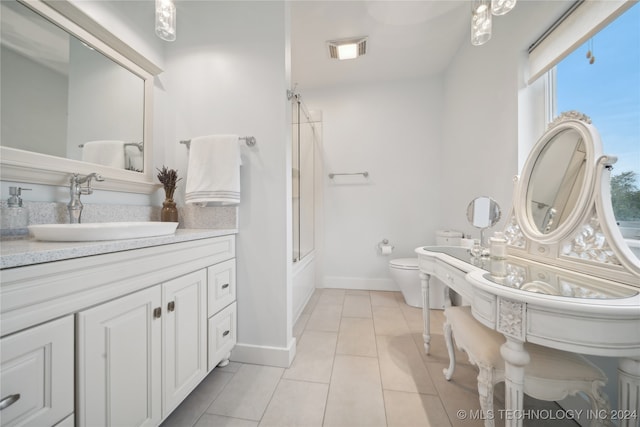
[185,134,241,206]
[124,145,144,171]
[82,140,125,169]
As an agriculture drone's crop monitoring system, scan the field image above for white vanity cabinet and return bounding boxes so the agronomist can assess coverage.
[1,232,237,427]
[0,315,74,427]
[77,269,208,426]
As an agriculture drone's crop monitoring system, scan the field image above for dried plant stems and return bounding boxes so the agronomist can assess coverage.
[157,166,181,200]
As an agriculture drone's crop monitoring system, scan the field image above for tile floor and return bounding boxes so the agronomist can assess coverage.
[161,289,577,427]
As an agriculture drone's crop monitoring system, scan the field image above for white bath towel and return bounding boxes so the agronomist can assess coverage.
[185,134,241,205]
[82,140,125,169]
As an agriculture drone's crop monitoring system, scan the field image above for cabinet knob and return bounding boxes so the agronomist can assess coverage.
[221,283,230,290]
[0,394,20,410]
[168,301,175,312]
[153,307,162,319]
[222,330,230,337]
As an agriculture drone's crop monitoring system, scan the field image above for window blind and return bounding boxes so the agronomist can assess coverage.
[527,0,635,84]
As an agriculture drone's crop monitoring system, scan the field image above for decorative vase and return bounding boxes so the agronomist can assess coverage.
[161,199,178,222]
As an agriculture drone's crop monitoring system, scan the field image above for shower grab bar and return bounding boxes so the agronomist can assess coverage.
[180,136,256,148]
[328,171,369,179]
[78,142,143,151]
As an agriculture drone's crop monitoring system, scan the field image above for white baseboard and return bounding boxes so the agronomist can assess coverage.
[322,276,398,291]
[230,339,297,368]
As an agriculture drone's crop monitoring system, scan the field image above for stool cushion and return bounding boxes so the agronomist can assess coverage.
[445,306,606,382]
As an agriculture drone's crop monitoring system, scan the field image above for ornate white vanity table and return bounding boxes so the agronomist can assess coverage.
[416,113,640,427]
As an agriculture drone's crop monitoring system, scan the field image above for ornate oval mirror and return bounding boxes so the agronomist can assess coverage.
[514,112,597,243]
[507,111,639,287]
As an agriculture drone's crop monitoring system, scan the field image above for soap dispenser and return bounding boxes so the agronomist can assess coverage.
[1,187,31,234]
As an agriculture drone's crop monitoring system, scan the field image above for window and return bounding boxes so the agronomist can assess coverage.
[552,2,640,223]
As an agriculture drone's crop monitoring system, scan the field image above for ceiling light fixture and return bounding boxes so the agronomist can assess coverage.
[471,0,516,46]
[327,37,368,60]
[471,0,492,46]
[491,0,517,16]
[155,0,176,42]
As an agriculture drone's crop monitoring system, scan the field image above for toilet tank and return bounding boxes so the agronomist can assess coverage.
[436,230,463,246]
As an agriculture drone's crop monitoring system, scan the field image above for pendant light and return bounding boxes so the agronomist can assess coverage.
[491,0,517,16]
[155,0,176,42]
[471,0,492,46]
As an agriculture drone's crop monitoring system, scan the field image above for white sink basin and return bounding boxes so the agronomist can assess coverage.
[28,222,179,242]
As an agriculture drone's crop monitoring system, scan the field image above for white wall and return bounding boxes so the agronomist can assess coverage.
[440,1,568,242]
[304,77,444,290]
[162,1,294,367]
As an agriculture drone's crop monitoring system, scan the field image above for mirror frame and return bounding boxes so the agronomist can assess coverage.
[0,0,162,194]
[508,111,639,286]
[513,112,598,244]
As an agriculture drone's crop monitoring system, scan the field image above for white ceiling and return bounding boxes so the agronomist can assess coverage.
[291,1,469,90]
[4,0,471,90]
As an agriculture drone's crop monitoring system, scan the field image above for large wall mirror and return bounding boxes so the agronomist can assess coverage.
[0,0,162,193]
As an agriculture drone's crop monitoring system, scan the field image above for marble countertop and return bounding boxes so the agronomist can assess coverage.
[0,229,237,269]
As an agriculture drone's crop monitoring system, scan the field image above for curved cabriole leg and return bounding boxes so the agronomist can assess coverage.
[587,380,613,427]
[443,319,455,380]
[419,272,431,354]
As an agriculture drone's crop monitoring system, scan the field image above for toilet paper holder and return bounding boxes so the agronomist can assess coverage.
[378,239,394,255]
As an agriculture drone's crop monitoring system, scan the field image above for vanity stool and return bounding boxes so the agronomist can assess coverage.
[443,305,612,427]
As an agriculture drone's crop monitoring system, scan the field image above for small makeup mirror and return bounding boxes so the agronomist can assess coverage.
[466,196,502,252]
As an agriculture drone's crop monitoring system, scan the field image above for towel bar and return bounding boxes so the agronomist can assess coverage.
[78,142,143,151]
[328,171,369,179]
[180,136,256,148]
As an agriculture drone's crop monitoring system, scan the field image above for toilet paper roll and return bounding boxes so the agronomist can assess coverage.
[380,245,393,255]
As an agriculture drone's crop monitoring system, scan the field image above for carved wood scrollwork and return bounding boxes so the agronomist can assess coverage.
[497,298,526,340]
[562,210,621,266]
[505,215,526,248]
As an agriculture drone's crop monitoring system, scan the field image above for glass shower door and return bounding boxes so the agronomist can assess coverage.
[292,101,315,262]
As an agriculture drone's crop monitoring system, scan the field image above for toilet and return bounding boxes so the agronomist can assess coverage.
[389,230,462,309]
[389,258,423,308]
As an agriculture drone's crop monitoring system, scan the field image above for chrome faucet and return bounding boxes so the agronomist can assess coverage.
[68,173,104,224]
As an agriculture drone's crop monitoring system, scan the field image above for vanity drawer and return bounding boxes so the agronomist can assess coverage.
[471,290,497,328]
[435,261,472,300]
[207,259,236,317]
[0,316,74,427]
[208,302,237,371]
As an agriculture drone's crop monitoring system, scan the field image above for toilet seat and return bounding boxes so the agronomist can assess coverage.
[389,258,418,270]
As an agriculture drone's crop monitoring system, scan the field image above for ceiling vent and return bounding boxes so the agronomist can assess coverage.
[327,37,368,60]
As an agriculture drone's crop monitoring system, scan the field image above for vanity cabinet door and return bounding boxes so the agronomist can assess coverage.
[76,286,162,427]
[162,270,207,417]
[0,315,74,427]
